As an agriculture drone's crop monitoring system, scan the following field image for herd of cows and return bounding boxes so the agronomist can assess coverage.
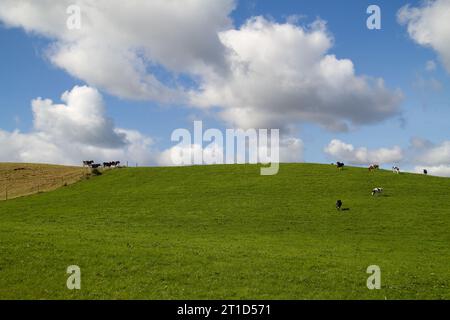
[333,162,428,211]
[333,162,428,175]
[82,160,121,169]
[80,159,428,211]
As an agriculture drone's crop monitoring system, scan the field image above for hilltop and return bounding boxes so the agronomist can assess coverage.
[0,163,449,299]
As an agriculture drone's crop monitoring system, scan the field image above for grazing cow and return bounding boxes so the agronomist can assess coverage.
[103,161,120,168]
[336,200,343,211]
[83,160,94,167]
[423,169,428,175]
[369,164,379,171]
[372,187,383,196]
[104,162,114,168]
[336,162,345,170]
[91,163,101,169]
[392,166,400,174]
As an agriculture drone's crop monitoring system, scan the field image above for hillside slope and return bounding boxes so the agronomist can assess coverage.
[0,163,449,299]
[0,163,86,200]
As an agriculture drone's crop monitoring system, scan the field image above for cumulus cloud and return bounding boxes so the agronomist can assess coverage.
[0,0,235,102]
[398,0,450,73]
[0,86,155,165]
[156,136,303,166]
[0,85,303,167]
[411,139,450,166]
[279,138,304,163]
[191,17,403,131]
[31,86,126,148]
[0,1,406,169]
[156,143,223,166]
[413,165,450,177]
[0,3,402,132]
[324,139,403,165]
[407,138,450,177]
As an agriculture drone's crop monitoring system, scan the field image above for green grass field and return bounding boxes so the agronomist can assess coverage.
[0,163,449,299]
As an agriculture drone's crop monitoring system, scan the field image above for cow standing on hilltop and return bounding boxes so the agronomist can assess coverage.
[103,161,120,168]
[82,160,94,167]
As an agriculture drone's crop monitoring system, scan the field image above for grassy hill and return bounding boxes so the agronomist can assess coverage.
[0,163,86,200]
[0,163,449,299]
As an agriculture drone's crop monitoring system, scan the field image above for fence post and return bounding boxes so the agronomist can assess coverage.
[5,174,8,200]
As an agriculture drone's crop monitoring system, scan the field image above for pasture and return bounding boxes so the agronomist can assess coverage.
[0,163,449,299]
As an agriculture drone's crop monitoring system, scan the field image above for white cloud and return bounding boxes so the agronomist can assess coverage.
[0,0,235,102]
[156,137,303,166]
[324,139,403,165]
[0,86,155,165]
[31,86,126,148]
[156,143,223,166]
[191,17,402,132]
[0,85,304,167]
[279,138,304,163]
[412,140,450,166]
[0,3,402,132]
[404,138,450,177]
[398,0,450,73]
[413,165,450,177]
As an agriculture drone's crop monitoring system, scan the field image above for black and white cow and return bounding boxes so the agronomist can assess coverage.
[371,187,383,196]
[392,166,400,174]
[103,161,120,168]
[336,162,345,169]
[336,200,343,210]
[83,160,94,167]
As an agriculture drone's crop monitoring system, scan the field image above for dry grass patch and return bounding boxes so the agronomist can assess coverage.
[0,163,87,200]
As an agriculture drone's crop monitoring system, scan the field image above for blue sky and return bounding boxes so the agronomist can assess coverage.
[0,0,449,174]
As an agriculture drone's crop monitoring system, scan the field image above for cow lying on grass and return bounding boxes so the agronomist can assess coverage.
[372,187,383,196]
